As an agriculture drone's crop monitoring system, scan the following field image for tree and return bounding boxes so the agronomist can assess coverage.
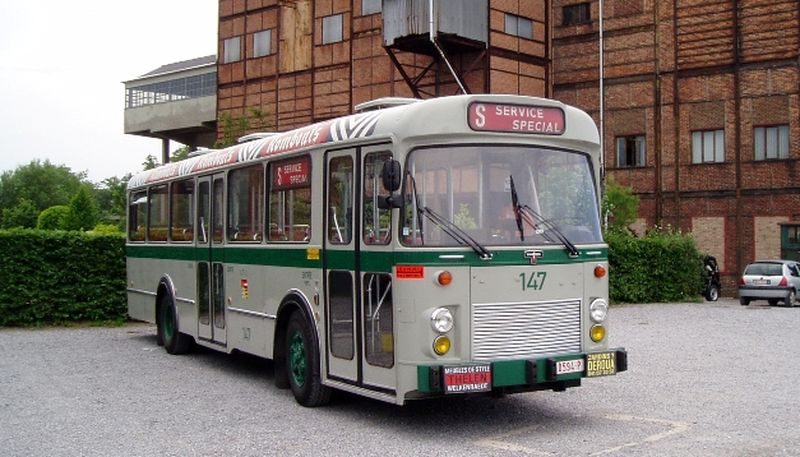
[1,198,38,228]
[0,160,85,227]
[94,174,130,229]
[171,145,192,162]
[64,186,99,231]
[602,177,639,232]
[37,205,70,230]
[214,108,273,148]
[142,155,159,170]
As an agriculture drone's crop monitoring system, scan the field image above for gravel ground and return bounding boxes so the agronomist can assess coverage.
[1,299,798,456]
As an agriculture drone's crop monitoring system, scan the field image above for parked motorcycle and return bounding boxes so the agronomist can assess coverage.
[703,255,721,301]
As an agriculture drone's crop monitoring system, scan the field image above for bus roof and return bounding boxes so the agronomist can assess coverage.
[128,94,599,189]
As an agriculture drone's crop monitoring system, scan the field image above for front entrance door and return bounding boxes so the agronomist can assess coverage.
[196,175,226,345]
[324,146,396,392]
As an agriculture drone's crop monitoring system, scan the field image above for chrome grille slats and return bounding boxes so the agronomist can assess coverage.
[472,299,581,361]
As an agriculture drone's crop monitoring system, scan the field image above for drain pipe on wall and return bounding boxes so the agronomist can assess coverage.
[429,0,468,94]
[598,0,605,184]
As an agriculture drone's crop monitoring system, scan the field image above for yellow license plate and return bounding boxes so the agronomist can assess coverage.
[586,352,616,377]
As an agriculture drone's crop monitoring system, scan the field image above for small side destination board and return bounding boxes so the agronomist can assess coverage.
[586,352,617,377]
[443,364,492,394]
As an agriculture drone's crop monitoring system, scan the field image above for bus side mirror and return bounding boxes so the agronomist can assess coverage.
[381,160,402,192]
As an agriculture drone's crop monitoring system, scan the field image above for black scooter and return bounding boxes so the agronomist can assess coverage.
[703,255,721,301]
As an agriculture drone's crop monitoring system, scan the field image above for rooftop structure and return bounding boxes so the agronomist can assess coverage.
[124,55,218,162]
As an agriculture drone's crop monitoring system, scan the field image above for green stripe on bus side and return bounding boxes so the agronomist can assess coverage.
[126,245,322,268]
[125,245,607,269]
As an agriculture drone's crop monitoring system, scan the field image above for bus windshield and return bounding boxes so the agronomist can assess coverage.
[401,145,602,247]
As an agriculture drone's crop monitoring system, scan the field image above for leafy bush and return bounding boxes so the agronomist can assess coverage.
[37,205,70,230]
[90,223,122,234]
[0,229,126,326]
[606,228,705,303]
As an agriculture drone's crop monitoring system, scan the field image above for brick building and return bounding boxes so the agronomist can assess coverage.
[217,0,800,289]
[551,0,800,289]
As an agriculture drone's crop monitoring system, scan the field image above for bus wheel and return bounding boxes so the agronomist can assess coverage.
[159,295,193,355]
[285,311,331,407]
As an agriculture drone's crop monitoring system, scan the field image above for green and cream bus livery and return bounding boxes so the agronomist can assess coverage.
[126,94,627,406]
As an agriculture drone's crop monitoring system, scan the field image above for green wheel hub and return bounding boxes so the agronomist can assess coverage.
[288,330,306,387]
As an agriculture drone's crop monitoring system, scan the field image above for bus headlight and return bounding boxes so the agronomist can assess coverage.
[590,324,606,342]
[430,307,454,333]
[589,298,608,323]
[433,336,451,355]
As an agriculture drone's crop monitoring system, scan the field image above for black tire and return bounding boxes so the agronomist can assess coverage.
[784,290,796,307]
[739,297,750,306]
[768,299,779,306]
[159,295,194,355]
[705,285,720,302]
[285,311,331,407]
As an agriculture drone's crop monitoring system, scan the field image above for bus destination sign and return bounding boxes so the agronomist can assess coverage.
[272,157,310,190]
[468,102,565,135]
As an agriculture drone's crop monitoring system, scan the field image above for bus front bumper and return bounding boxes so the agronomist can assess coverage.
[415,348,627,396]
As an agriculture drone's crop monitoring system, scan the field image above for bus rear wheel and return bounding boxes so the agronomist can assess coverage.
[159,295,193,355]
[285,311,331,407]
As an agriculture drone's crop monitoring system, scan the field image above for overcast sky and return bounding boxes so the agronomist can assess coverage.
[0,0,217,183]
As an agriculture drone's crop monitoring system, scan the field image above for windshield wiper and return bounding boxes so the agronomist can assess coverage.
[420,206,493,260]
[509,174,580,257]
[407,173,492,260]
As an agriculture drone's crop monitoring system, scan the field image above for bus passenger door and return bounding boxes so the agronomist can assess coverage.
[324,149,358,383]
[359,149,396,391]
[196,175,227,346]
[325,146,396,393]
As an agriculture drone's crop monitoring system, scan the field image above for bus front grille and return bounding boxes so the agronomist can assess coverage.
[472,299,582,361]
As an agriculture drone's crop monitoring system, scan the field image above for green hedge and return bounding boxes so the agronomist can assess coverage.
[606,229,705,303]
[0,229,126,326]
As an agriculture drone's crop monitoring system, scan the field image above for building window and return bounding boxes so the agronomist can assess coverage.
[616,135,646,168]
[253,30,272,58]
[563,3,591,26]
[125,72,216,108]
[504,13,533,39]
[754,125,789,160]
[322,14,343,44]
[223,36,241,63]
[692,129,725,164]
[362,0,381,15]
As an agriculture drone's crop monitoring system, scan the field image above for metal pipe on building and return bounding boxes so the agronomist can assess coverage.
[429,0,468,94]
[598,0,605,183]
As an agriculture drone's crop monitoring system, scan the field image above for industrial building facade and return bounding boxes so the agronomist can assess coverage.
[217,0,800,289]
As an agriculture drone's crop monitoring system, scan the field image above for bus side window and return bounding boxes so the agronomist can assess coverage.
[227,165,264,243]
[363,152,392,245]
[328,156,353,245]
[170,179,194,242]
[128,191,147,242]
[147,185,168,242]
[268,156,312,243]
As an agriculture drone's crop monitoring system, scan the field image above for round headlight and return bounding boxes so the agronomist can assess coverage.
[433,336,451,355]
[430,307,454,333]
[590,324,606,342]
[590,298,608,323]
